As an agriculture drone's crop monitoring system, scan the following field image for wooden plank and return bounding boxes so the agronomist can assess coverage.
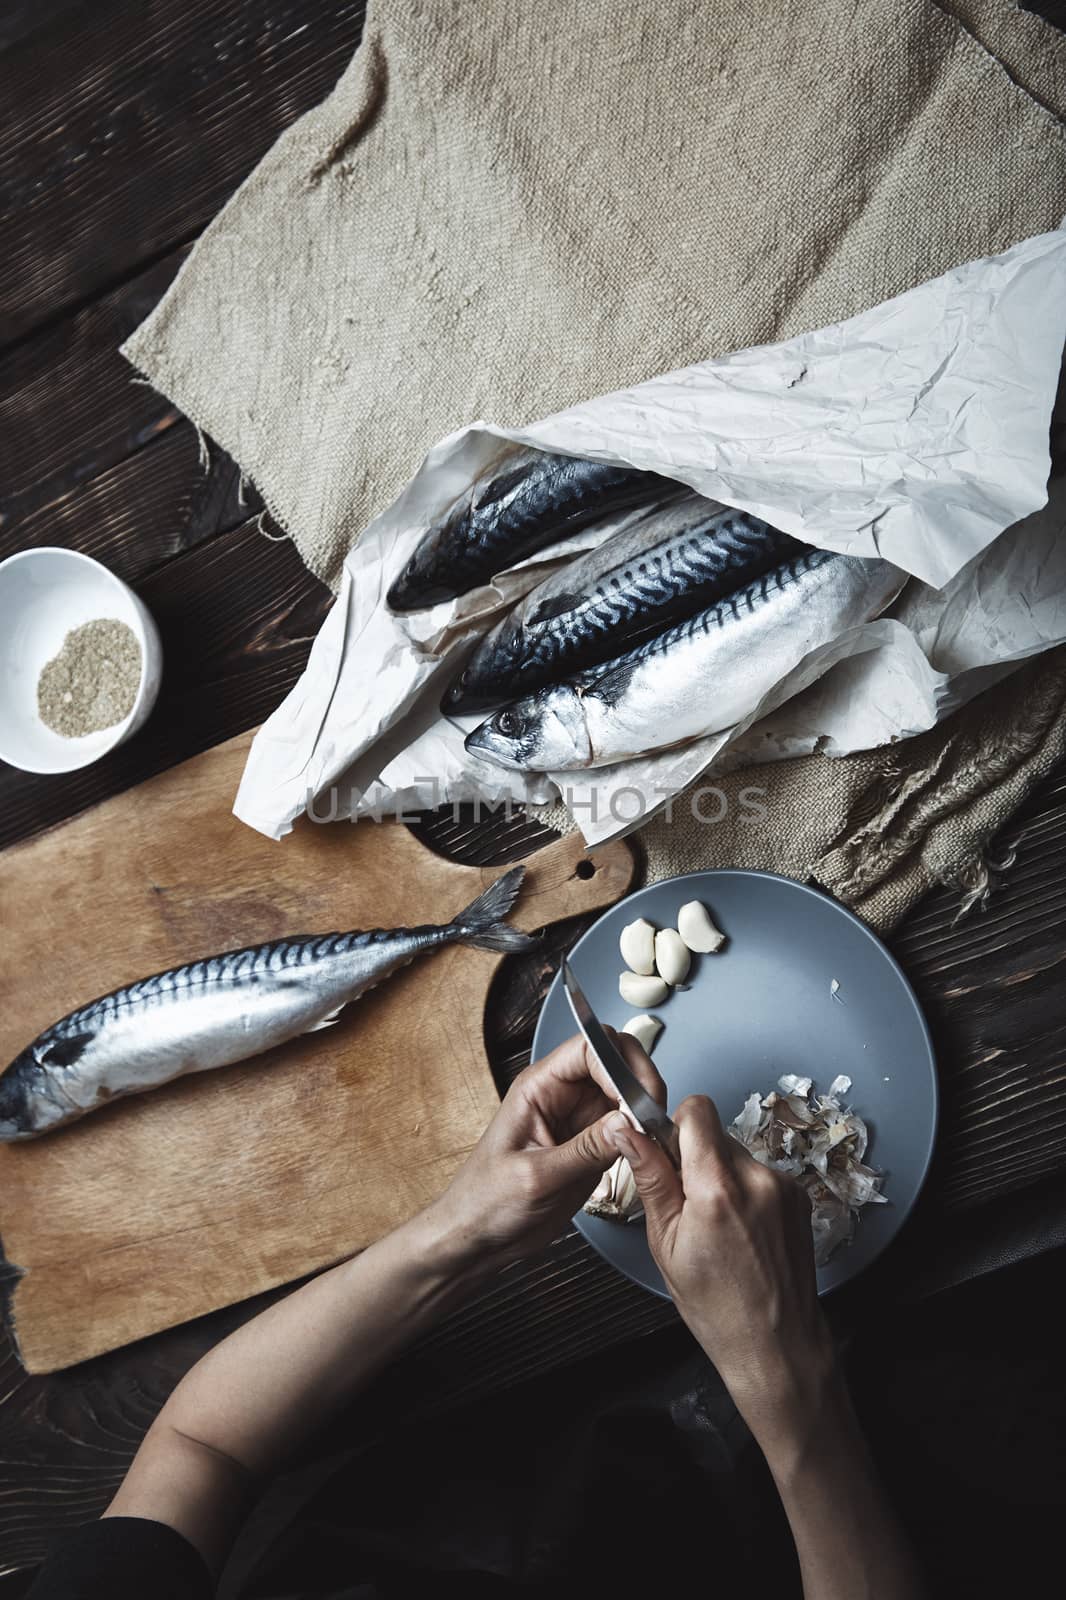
[0,251,186,531]
[0,244,258,619]
[2,423,259,584]
[892,765,1066,1210]
[0,0,367,348]
[0,517,331,850]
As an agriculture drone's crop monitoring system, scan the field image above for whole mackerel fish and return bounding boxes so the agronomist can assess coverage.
[443,494,801,714]
[386,447,673,612]
[465,550,905,772]
[0,867,535,1141]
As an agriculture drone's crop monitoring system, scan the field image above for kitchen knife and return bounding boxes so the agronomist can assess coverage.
[561,956,682,1170]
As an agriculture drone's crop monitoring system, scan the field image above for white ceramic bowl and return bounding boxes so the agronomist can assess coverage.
[0,547,163,775]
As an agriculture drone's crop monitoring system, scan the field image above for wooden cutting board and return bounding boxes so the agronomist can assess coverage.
[0,732,636,1373]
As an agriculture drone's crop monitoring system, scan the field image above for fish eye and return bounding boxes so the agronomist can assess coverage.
[497,711,518,735]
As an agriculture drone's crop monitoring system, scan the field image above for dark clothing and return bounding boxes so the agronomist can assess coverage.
[25,1328,771,1600]
[29,1250,1063,1600]
[27,1518,212,1600]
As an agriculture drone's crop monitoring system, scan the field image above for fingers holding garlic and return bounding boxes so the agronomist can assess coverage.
[585,1153,644,1221]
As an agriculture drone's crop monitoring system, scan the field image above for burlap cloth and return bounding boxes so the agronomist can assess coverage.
[122,0,1066,932]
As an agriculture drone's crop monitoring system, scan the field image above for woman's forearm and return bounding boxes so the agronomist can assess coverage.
[105,1204,485,1572]
[755,1370,925,1600]
[99,1033,643,1578]
[155,1206,482,1469]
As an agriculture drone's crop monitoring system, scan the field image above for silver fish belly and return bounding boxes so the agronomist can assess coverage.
[443,494,801,713]
[0,868,533,1140]
[465,551,905,771]
[386,448,672,612]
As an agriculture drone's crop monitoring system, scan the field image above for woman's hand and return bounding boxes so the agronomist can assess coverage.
[425,1029,665,1273]
[609,1090,836,1451]
[611,1089,925,1597]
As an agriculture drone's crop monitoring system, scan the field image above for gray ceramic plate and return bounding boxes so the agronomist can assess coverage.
[531,869,938,1297]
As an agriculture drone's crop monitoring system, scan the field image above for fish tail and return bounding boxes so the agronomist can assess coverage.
[451,866,538,953]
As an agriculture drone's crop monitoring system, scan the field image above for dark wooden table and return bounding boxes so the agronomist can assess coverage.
[3,0,1066,1580]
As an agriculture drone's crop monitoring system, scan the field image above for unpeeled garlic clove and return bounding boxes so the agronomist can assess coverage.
[584,1154,644,1221]
[677,899,726,953]
[588,1166,614,1207]
[622,1013,663,1053]
[619,971,669,1008]
[611,1157,642,1218]
[654,928,691,986]
[619,917,656,975]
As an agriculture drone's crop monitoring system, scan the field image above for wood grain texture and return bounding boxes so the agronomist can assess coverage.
[0,251,185,530]
[1,0,1065,1576]
[0,733,636,1370]
[893,764,1066,1212]
[1,423,260,581]
[0,0,368,348]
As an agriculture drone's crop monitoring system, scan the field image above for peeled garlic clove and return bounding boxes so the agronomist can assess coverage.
[622,1013,663,1053]
[619,971,669,1007]
[619,917,656,975]
[677,899,726,954]
[654,928,691,986]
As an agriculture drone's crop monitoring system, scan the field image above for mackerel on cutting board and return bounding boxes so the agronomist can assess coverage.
[0,730,636,1373]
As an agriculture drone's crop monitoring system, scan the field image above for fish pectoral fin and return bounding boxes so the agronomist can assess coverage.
[307,1006,346,1033]
[39,1031,96,1069]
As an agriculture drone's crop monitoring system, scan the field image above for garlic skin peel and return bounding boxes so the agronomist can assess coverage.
[584,1154,644,1221]
[619,918,656,975]
[728,1075,885,1265]
[619,971,669,1008]
[654,928,691,986]
[677,900,726,954]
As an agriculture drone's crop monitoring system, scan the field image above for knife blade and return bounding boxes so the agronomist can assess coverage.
[561,957,682,1170]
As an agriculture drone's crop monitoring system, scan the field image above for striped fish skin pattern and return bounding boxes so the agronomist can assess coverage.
[465,550,905,772]
[0,868,533,1140]
[386,447,673,612]
[443,494,802,713]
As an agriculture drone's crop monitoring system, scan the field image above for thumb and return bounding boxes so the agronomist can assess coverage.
[542,1110,628,1186]
[611,1120,685,1241]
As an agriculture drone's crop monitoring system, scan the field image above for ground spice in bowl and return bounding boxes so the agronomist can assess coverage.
[36,618,142,739]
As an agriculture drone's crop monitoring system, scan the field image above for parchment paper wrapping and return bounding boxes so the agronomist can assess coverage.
[120,0,1066,926]
[233,227,1066,847]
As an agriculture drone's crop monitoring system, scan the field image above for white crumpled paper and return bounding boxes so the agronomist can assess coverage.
[235,225,1066,845]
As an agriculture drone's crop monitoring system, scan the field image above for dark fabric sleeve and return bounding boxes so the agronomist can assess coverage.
[26,1517,213,1600]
